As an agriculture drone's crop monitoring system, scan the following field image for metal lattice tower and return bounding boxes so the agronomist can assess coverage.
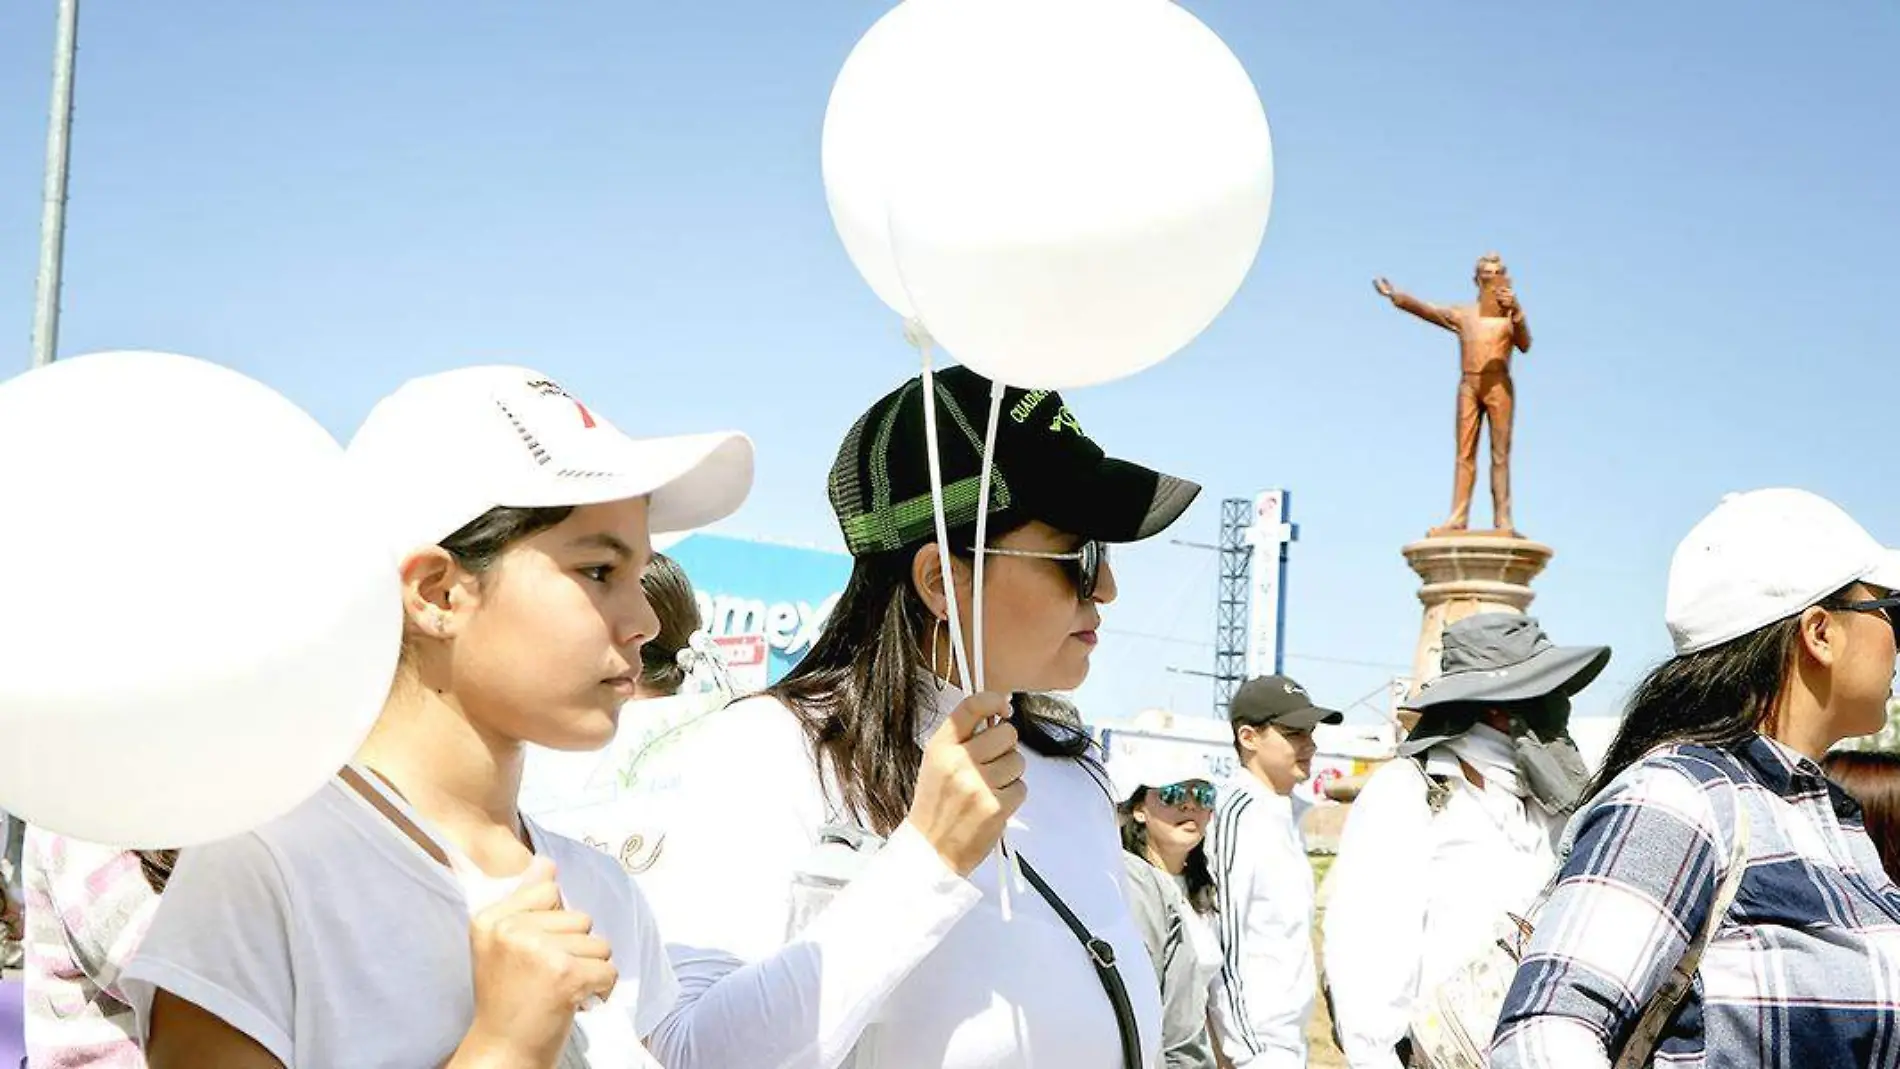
[1213,497,1251,716]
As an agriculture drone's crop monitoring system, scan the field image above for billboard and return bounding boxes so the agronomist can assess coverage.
[663,533,854,685]
[1244,489,1295,677]
[521,535,850,876]
[709,633,771,694]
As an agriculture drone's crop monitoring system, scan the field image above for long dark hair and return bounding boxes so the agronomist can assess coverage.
[771,522,1096,837]
[1118,791,1218,914]
[1587,603,1820,800]
[1822,750,1900,884]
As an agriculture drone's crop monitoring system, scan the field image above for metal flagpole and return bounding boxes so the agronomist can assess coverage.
[30,0,81,370]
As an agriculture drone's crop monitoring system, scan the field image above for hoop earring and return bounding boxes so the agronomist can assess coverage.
[930,617,947,693]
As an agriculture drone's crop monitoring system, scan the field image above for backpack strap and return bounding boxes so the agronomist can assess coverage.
[1410,755,1454,815]
[1612,792,1751,1069]
[338,766,453,869]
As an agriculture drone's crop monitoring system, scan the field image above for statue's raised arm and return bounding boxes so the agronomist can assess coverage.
[1373,276,1461,332]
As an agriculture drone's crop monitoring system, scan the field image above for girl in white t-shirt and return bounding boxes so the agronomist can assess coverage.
[120,366,754,1069]
[639,364,1200,1069]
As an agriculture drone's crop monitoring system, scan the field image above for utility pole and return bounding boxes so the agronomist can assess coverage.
[31,0,81,369]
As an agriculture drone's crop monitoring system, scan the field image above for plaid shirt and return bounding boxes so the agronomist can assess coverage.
[1491,736,1900,1069]
[21,830,161,1069]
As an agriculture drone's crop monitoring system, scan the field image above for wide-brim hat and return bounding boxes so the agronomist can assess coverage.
[1396,614,1608,756]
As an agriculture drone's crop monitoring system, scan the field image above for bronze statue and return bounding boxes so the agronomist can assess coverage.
[1375,253,1531,536]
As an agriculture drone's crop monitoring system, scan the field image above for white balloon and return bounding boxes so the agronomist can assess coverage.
[0,352,400,848]
[821,0,936,322]
[887,0,1273,389]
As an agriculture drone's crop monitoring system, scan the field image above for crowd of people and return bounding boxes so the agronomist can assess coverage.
[10,359,1900,1069]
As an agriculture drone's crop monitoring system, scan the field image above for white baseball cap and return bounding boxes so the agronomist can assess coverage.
[1107,745,1220,803]
[346,366,754,560]
[1666,488,1900,655]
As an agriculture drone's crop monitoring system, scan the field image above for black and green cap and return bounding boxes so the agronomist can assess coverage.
[828,365,1202,556]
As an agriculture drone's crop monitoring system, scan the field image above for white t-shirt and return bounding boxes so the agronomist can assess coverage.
[121,771,679,1069]
[638,684,1163,1069]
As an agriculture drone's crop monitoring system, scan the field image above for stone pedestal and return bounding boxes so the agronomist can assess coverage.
[1399,532,1553,723]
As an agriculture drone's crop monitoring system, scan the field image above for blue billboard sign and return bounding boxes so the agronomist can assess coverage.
[663,533,854,684]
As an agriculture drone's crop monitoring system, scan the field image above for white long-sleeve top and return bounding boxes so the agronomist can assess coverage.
[1204,772,1314,1069]
[1322,749,1563,1069]
[638,683,1163,1069]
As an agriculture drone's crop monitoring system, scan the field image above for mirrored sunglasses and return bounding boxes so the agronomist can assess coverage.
[1155,782,1216,809]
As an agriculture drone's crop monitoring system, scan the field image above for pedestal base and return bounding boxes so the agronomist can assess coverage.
[1401,532,1553,700]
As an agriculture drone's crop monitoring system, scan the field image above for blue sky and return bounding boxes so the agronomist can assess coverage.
[2,2,1896,725]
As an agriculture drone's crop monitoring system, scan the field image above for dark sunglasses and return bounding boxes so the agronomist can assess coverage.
[1826,595,1900,642]
[969,540,1107,601]
[1155,782,1217,809]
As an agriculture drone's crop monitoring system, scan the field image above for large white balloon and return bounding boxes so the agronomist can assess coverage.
[821,0,933,321]
[887,0,1273,389]
[0,352,400,848]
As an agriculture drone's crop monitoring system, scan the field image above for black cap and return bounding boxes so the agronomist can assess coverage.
[828,365,1201,556]
[1229,674,1343,732]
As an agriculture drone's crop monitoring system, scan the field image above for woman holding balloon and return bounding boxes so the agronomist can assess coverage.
[119,366,753,1069]
[639,364,1200,1069]
[691,0,1272,1057]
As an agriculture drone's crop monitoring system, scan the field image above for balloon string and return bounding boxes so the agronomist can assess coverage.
[911,329,1020,923]
[972,383,1000,693]
[917,336,974,696]
[972,381,1022,918]
[904,324,1031,1069]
